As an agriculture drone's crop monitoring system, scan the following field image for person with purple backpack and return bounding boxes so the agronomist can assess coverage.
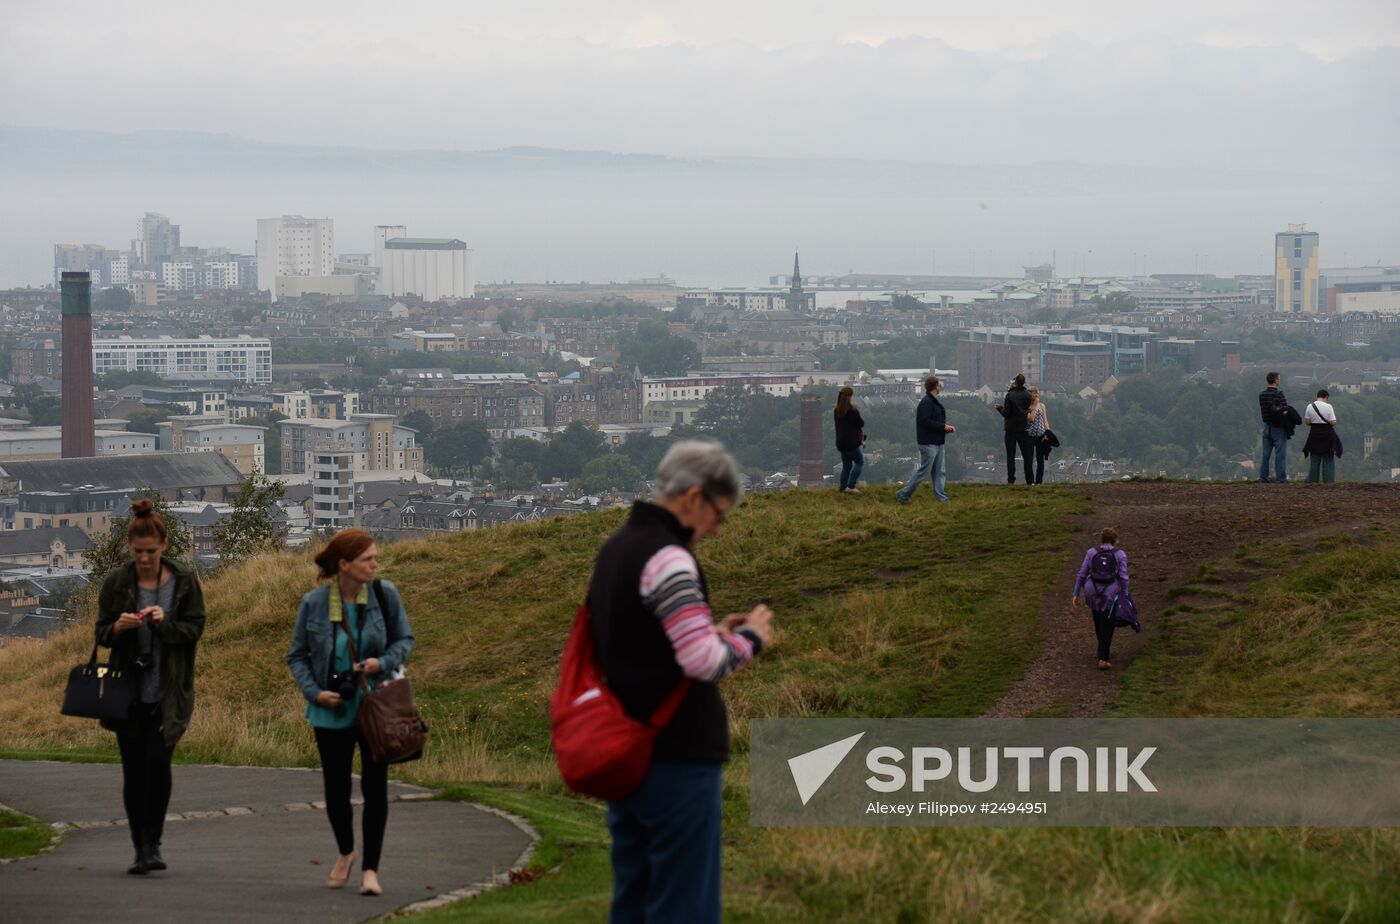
[1072,527,1131,670]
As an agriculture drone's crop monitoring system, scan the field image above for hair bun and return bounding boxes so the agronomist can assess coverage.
[131,499,155,518]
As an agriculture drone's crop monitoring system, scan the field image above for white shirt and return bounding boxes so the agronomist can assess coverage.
[1304,399,1337,425]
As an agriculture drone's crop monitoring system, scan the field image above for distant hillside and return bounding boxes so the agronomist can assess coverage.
[0,125,1313,193]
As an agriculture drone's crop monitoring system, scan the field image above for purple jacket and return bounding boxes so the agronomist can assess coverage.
[1074,545,1129,613]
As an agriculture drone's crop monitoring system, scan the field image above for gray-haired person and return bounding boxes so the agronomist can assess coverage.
[585,440,774,924]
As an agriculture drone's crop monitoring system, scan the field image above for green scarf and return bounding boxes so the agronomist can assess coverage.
[329,581,369,624]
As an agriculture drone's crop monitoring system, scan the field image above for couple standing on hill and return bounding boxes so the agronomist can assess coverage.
[92,501,414,898]
[1259,371,1343,484]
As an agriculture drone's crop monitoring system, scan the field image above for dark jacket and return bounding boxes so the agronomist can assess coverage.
[95,558,206,747]
[1001,385,1033,433]
[1259,386,1287,425]
[834,406,865,452]
[1301,407,1344,459]
[287,579,415,705]
[915,393,947,446]
[588,502,730,764]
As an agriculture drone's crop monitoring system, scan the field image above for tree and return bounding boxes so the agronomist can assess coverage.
[95,287,134,312]
[240,412,286,474]
[97,369,163,390]
[402,411,435,442]
[1090,292,1140,314]
[83,489,193,584]
[125,405,184,434]
[618,320,701,376]
[575,454,645,495]
[27,396,61,425]
[213,474,287,569]
[544,421,608,481]
[427,421,492,475]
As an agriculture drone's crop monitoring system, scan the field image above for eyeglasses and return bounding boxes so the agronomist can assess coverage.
[700,490,728,526]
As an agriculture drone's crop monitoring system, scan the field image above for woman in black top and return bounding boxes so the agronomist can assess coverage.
[94,500,206,876]
[833,386,866,494]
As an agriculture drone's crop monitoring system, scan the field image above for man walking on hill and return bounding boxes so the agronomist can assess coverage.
[999,373,1035,485]
[897,375,956,505]
[1258,371,1291,484]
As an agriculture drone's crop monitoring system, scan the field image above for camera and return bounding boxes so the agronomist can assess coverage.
[328,669,360,702]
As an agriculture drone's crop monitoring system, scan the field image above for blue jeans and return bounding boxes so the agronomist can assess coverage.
[1259,425,1289,483]
[897,443,947,503]
[839,447,864,490]
[607,761,723,924]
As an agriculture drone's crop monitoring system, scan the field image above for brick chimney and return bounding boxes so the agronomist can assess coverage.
[60,271,96,458]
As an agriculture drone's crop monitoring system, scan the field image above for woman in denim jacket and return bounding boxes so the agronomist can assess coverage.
[287,528,414,896]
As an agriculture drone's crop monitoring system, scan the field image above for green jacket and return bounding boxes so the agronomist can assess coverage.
[94,558,206,747]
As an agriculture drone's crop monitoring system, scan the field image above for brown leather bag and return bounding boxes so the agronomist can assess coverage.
[342,599,427,764]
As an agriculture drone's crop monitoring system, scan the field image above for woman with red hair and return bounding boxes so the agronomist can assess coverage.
[286,528,415,896]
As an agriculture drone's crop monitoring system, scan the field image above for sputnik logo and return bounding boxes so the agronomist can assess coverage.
[787,732,866,806]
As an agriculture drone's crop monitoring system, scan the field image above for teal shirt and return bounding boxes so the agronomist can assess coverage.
[305,603,365,729]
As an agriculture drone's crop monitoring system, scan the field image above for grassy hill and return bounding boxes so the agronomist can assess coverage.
[2,485,1398,922]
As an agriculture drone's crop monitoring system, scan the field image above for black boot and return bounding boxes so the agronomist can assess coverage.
[127,844,151,875]
[145,841,166,872]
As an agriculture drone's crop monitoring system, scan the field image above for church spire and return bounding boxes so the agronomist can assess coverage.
[786,250,804,312]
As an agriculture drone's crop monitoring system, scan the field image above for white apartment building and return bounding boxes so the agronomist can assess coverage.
[180,424,266,476]
[162,262,198,291]
[278,414,423,476]
[641,374,801,406]
[271,390,360,420]
[256,215,335,292]
[381,238,473,301]
[310,449,355,530]
[204,262,240,290]
[92,335,273,385]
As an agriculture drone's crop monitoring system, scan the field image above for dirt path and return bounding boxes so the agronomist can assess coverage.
[985,483,1400,718]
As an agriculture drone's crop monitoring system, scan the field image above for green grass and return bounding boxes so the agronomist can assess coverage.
[1113,535,1400,717]
[4,486,1400,921]
[0,809,51,860]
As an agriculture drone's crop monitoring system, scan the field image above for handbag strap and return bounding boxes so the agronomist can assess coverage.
[579,598,692,731]
[337,593,373,694]
[1311,402,1332,427]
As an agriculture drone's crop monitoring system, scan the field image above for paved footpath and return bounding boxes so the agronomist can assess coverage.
[0,759,536,924]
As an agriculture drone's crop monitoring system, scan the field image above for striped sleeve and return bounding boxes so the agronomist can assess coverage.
[639,544,755,682]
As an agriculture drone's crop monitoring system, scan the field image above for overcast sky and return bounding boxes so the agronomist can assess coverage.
[2,2,1397,287]
[4,1,1397,167]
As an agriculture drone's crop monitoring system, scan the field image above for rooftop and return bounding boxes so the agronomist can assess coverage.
[384,238,469,251]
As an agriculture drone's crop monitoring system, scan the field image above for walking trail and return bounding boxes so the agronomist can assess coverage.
[0,760,535,924]
[985,482,1400,718]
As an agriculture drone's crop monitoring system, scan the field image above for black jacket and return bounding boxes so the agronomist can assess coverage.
[1001,386,1033,433]
[834,407,865,452]
[95,558,206,747]
[915,393,947,446]
[588,502,731,764]
[1259,386,1287,425]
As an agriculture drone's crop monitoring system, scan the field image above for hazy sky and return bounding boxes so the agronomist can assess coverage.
[4,1,1396,166]
[2,2,1397,287]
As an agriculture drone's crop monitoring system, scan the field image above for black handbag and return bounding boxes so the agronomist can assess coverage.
[60,642,136,721]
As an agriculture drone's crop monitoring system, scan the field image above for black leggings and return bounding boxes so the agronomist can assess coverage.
[1092,608,1116,661]
[314,725,389,871]
[116,703,175,850]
